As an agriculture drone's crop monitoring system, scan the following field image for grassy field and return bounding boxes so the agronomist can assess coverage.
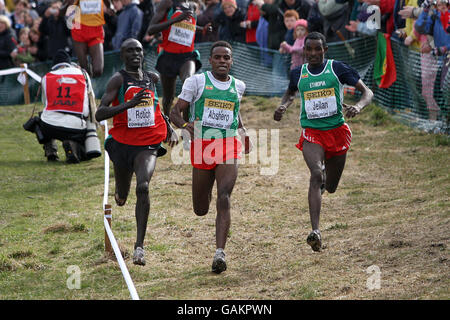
[0,96,449,300]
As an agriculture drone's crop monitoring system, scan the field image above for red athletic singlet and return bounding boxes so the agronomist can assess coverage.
[109,70,166,146]
[161,8,196,54]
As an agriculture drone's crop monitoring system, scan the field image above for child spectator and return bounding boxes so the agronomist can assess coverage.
[279,18,307,70]
[11,26,34,65]
[283,9,299,45]
[28,26,47,61]
[415,0,450,120]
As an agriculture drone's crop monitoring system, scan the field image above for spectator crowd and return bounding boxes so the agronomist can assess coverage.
[0,0,449,116]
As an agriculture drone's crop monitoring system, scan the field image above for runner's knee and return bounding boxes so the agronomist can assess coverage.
[310,169,324,187]
[194,204,209,216]
[217,191,231,210]
[136,181,149,196]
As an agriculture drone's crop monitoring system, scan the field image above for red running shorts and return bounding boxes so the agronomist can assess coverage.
[190,136,242,170]
[71,24,104,47]
[296,123,352,159]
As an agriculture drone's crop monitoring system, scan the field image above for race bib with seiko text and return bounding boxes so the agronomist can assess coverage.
[303,88,338,119]
[168,19,195,47]
[79,0,102,14]
[125,88,155,128]
[201,98,235,129]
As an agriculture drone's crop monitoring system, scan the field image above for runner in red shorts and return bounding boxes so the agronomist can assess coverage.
[170,41,252,274]
[64,0,111,77]
[274,32,373,252]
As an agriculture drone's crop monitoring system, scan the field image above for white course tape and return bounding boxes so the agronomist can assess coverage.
[103,217,140,300]
[102,120,110,208]
[101,120,140,301]
[0,64,42,83]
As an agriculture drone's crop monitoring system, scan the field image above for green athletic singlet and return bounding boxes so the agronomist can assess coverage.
[190,72,240,139]
[298,59,345,130]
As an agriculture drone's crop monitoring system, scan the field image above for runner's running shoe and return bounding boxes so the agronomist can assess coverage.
[133,247,146,266]
[212,249,227,274]
[307,230,322,252]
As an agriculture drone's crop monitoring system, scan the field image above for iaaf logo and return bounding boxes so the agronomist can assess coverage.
[57,77,78,85]
[65,5,81,30]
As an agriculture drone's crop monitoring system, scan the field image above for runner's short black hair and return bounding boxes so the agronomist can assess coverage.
[210,41,233,56]
[304,32,327,48]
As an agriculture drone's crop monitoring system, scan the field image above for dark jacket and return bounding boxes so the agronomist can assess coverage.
[138,0,155,42]
[196,3,221,43]
[31,35,49,62]
[39,14,72,60]
[0,28,17,70]
[112,3,143,50]
[215,7,247,43]
[261,0,312,50]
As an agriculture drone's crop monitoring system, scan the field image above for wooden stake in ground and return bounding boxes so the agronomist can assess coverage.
[104,204,112,255]
[20,64,30,104]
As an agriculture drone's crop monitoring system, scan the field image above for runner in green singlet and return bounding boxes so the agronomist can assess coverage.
[274,32,373,252]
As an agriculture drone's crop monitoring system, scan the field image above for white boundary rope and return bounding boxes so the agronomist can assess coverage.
[101,120,140,300]
[0,64,42,83]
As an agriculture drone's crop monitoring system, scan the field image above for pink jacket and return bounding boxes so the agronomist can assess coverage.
[280,36,305,70]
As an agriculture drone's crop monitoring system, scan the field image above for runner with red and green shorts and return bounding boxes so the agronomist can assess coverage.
[170,41,252,274]
[274,32,373,252]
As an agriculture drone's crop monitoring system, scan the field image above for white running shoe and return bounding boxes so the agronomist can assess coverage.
[133,247,146,266]
[212,249,227,274]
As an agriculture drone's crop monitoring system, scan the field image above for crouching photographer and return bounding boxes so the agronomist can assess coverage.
[24,49,101,163]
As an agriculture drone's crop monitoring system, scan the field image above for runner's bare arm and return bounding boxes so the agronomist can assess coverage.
[95,73,147,122]
[146,0,193,35]
[274,88,297,121]
[170,98,194,137]
[343,79,373,118]
[238,111,253,154]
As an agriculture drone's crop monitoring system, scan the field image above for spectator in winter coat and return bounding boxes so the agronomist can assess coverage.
[196,0,221,42]
[112,0,143,50]
[215,0,247,43]
[241,0,261,45]
[279,18,307,69]
[39,1,72,60]
[0,14,16,69]
[317,0,351,42]
[306,0,324,33]
[258,0,311,50]
[283,9,299,45]
[28,26,48,61]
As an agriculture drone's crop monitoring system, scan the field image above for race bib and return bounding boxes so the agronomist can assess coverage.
[168,20,195,47]
[79,0,101,14]
[303,88,337,119]
[202,98,235,129]
[127,92,155,128]
[45,73,86,114]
